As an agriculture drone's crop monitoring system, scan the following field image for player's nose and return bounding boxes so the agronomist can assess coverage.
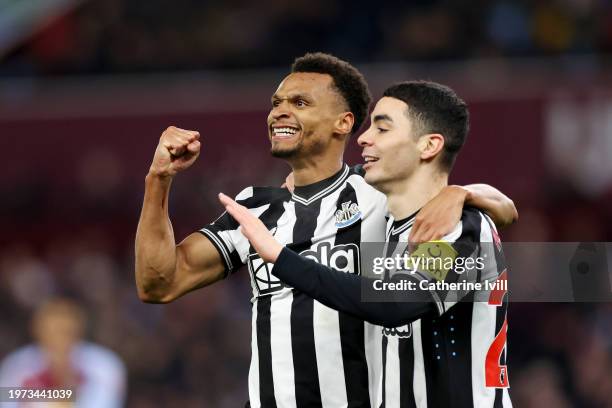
[358,128,374,147]
[270,101,292,120]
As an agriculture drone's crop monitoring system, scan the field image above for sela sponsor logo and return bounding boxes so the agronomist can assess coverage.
[382,324,412,339]
[248,242,361,297]
[248,253,285,296]
[335,201,361,228]
[300,242,360,275]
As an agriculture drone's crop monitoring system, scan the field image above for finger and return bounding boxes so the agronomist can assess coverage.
[168,145,187,157]
[224,205,243,225]
[173,127,200,137]
[219,193,250,224]
[187,140,200,153]
[181,130,200,142]
[218,192,235,208]
[222,200,244,225]
[429,229,444,241]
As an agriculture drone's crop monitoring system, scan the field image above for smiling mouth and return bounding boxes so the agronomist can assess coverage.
[362,155,379,170]
[271,126,300,139]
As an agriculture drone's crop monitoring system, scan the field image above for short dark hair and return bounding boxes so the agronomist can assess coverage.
[383,81,469,171]
[291,52,371,135]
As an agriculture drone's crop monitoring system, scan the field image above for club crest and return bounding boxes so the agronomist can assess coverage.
[335,201,361,228]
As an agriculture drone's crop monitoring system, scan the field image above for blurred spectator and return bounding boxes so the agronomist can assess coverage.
[3,0,612,75]
[0,298,126,408]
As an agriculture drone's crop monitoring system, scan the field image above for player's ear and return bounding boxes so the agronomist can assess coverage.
[334,112,354,137]
[418,133,445,160]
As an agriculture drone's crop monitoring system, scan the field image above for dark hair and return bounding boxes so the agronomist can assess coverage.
[383,81,469,171]
[291,52,371,135]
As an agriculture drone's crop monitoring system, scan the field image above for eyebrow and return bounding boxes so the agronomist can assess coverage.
[372,114,393,123]
[271,93,312,101]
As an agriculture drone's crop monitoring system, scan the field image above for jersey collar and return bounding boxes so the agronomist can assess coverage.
[292,164,350,206]
[388,209,420,236]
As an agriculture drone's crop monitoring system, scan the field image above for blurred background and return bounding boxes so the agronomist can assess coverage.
[1,0,612,406]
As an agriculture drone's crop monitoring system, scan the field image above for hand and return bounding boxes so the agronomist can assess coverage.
[409,185,468,249]
[281,172,295,192]
[149,126,201,177]
[218,193,283,263]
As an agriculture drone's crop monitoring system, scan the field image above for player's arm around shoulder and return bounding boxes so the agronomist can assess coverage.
[409,184,517,246]
[135,126,227,303]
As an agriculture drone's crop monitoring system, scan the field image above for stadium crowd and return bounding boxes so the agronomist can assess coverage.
[3,0,612,76]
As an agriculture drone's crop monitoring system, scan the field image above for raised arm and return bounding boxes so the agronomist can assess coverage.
[135,127,226,303]
[410,184,517,245]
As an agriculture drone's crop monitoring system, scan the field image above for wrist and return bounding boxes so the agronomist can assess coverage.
[448,185,470,204]
[266,243,283,263]
[146,170,173,185]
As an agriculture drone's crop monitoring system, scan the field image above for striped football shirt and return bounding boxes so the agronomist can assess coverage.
[200,164,388,408]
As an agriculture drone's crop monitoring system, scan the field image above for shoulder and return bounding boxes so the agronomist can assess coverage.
[234,186,291,208]
[437,207,490,244]
[0,345,45,385]
[0,344,42,369]
[76,342,126,376]
[462,207,498,239]
[345,173,387,206]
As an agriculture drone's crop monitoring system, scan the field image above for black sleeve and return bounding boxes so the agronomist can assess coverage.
[272,247,436,327]
[199,210,243,278]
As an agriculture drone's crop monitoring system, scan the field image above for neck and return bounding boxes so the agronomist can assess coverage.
[386,166,449,220]
[290,150,344,186]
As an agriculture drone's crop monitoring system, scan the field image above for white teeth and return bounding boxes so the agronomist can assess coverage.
[364,156,379,163]
[273,127,298,137]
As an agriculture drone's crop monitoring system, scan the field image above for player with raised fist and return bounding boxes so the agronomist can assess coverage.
[149,126,201,177]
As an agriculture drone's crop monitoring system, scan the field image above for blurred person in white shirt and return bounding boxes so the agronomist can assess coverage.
[0,298,126,408]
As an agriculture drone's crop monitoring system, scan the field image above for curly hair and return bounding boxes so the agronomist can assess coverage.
[291,52,371,135]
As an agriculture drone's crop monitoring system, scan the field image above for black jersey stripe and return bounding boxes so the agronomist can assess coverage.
[257,296,277,408]
[334,183,371,407]
[398,336,416,408]
[447,301,475,408]
[381,335,388,408]
[251,200,291,407]
[290,201,323,407]
[421,316,452,408]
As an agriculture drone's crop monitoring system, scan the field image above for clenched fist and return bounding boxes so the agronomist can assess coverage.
[149,126,201,177]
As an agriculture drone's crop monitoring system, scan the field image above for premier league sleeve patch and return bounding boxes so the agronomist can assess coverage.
[409,240,458,282]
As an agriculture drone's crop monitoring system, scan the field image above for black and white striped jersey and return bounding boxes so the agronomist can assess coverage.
[271,207,512,408]
[380,209,511,408]
[199,164,388,408]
